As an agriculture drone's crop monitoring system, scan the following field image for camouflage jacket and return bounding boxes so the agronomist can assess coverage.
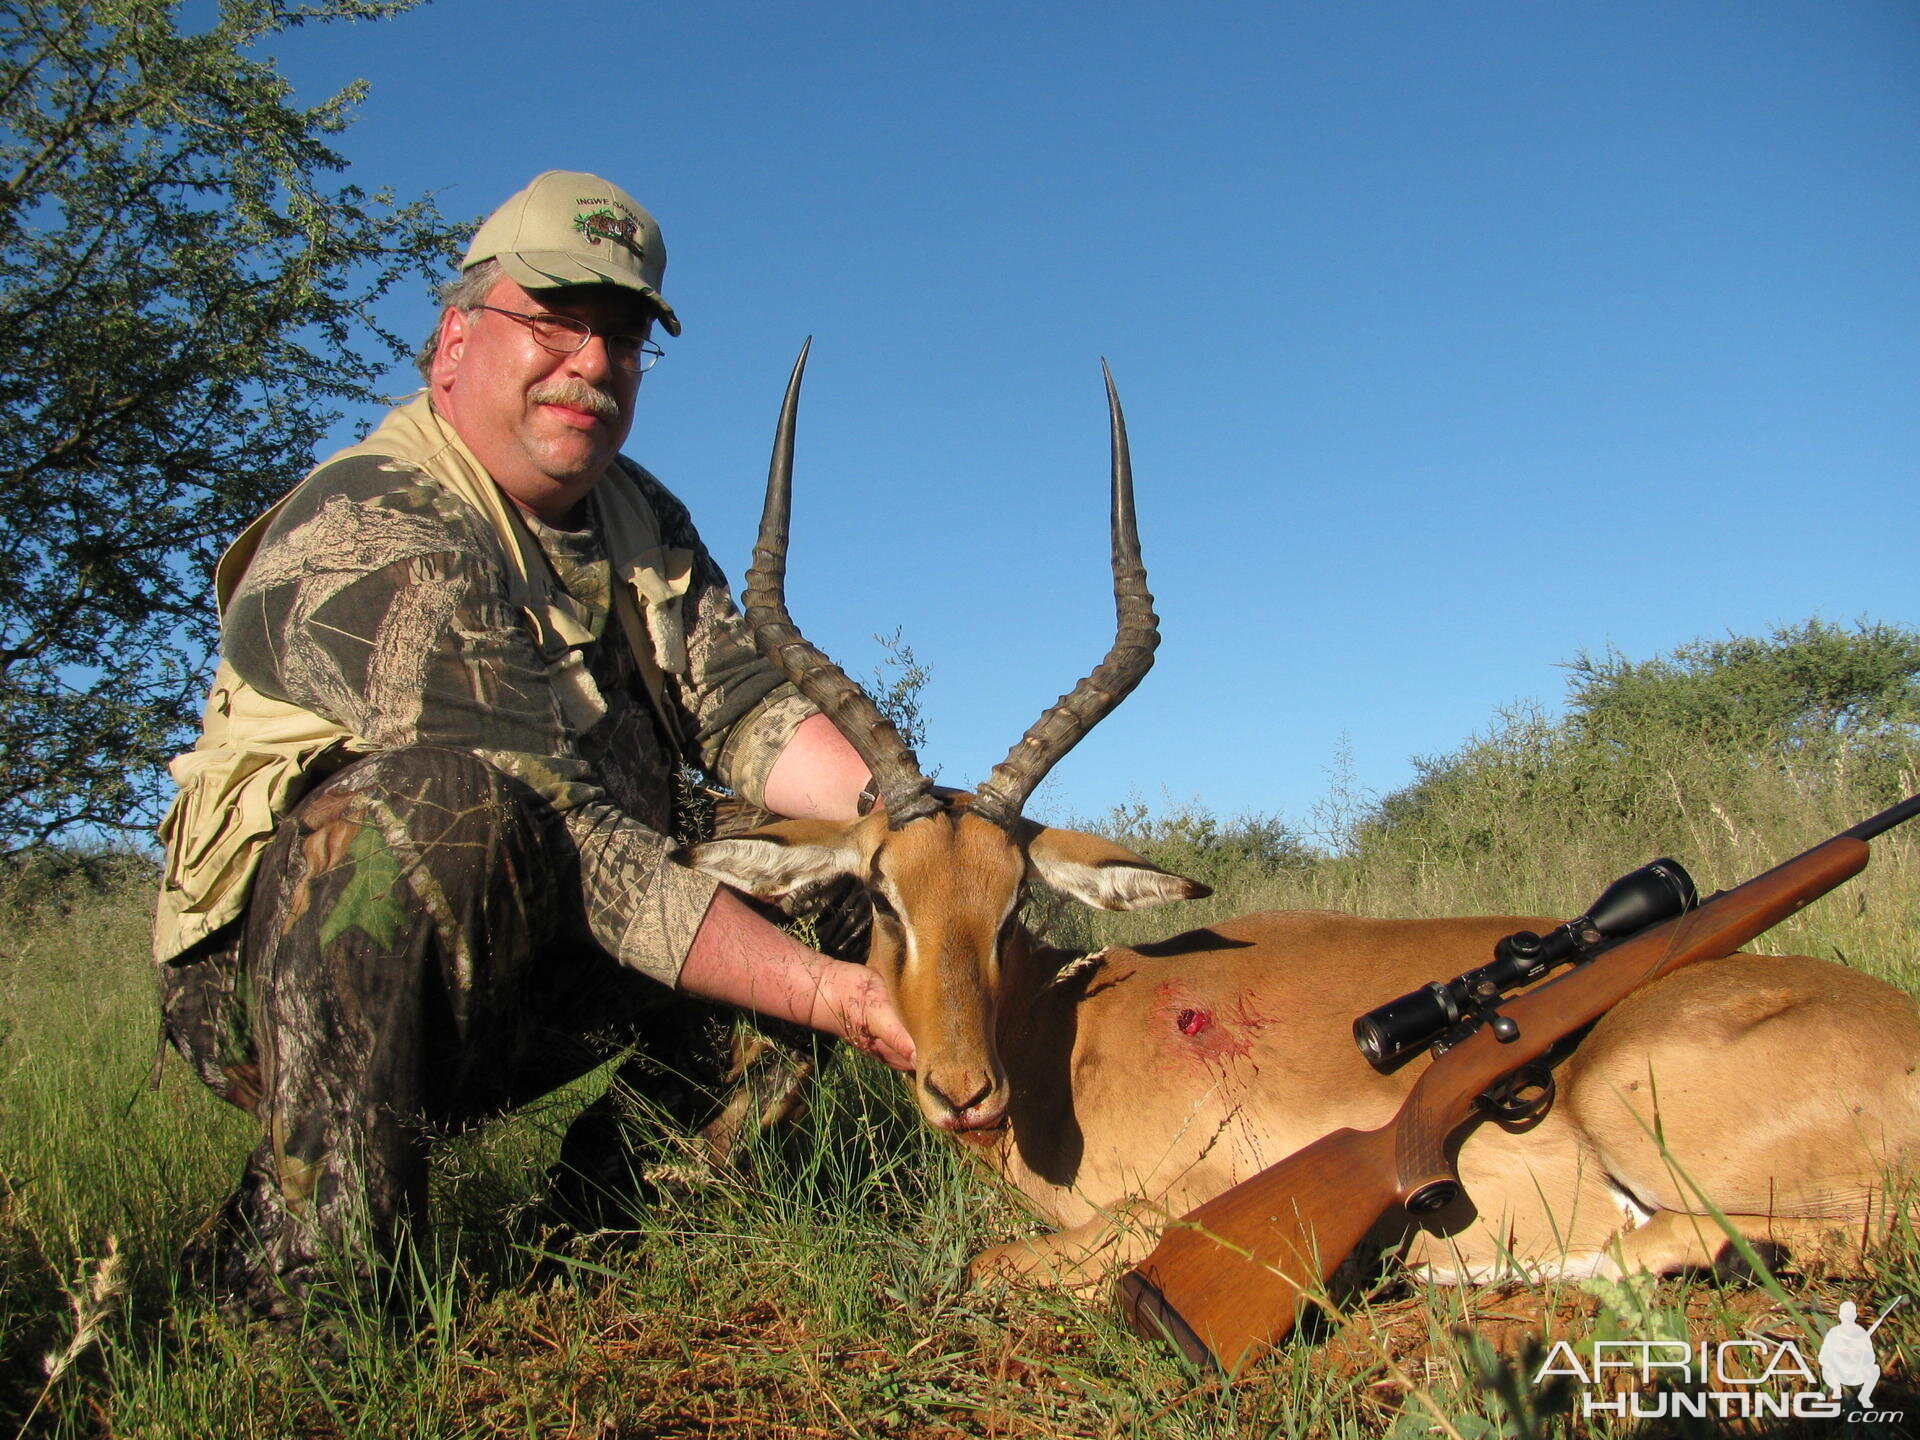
[154,396,813,982]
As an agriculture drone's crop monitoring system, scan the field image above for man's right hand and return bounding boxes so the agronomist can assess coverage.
[678,887,917,1072]
[813,960,916,1072]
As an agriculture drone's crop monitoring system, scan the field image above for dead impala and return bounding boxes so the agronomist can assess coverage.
[682,348,1920,1293]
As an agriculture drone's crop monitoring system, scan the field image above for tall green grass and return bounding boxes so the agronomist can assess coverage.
[1056,721,1920,997]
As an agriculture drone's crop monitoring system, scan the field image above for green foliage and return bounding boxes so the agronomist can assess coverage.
[867,626,931,754]
[1349,621,1920,914]
[1033,798,1316,954]
[1052,621,1920,985]
[0,840,156,913]
[0,0,461,852]
[1102,797,1315,892]
[1567,618,1920,754]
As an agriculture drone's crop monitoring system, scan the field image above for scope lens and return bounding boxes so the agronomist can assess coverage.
[1585,858,1696,941]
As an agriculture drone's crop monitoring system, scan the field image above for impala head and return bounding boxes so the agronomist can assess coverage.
[681,343,1208,1131]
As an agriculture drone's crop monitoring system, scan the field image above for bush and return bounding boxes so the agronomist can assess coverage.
[1344,620,1920,921]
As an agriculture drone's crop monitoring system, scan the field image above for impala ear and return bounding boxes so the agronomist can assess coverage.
[673,819,867,902]
[1023,825,1212,912]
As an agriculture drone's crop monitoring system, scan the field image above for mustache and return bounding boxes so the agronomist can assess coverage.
[528,377,620,421]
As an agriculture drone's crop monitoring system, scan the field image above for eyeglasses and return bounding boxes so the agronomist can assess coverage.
[472,305,665,374]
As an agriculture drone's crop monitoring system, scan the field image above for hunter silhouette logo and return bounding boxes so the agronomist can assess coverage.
[1818,1297,1902,1407]
[572,205,643,257]
[1534,1295,1909,1423]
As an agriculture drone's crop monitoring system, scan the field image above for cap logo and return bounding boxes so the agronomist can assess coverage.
[573,203,646,262]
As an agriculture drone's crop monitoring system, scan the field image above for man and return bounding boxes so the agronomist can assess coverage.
[154,170,912,1322]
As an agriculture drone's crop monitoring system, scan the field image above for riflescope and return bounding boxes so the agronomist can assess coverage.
[1352,858,1698,1069]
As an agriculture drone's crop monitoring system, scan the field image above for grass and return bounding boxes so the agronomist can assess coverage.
[3,742,1918,1437]
[1056,729,1920,996]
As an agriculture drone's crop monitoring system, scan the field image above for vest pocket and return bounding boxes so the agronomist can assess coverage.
[160,746,333,913]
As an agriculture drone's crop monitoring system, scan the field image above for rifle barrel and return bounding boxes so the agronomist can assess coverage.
[1845,791,1920,843]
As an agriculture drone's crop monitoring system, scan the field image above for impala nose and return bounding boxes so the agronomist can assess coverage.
[924,1068,1001,1127]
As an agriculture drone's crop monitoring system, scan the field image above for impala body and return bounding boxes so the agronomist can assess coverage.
[686,349,1920,1293]
[956,909,1920,1286]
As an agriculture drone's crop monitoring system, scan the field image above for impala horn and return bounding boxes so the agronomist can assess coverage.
[744,340,942,827]
[970,362,1160,830]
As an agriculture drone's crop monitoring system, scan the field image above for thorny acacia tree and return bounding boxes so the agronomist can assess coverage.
[0,0,458,852]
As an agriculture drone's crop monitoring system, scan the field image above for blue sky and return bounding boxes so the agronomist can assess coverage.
[261,0,1917,834]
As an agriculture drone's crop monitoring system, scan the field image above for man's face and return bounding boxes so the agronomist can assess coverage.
[431,275,652,523]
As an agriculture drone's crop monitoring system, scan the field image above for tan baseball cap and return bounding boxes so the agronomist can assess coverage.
[462,170,681,336]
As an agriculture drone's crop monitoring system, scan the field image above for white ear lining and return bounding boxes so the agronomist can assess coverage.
[680,834,862,901]
[1027,850,1205,912]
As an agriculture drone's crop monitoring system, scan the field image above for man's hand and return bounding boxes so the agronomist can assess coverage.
[678,887,917,1071]
[812,960,916,1071]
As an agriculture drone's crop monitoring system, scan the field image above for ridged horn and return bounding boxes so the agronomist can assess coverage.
[743,340,940,826]
[971,363,1159,829]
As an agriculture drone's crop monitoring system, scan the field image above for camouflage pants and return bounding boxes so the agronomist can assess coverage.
[160,745,811,1323]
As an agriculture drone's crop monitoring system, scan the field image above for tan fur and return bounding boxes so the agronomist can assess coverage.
[968,912,1920,1290]
[685,823,1920,1292]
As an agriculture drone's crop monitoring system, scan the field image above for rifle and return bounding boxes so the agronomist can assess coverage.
[1118,792,1920,1371]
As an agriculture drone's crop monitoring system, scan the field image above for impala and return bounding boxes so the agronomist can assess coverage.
[682,348,1920,1295]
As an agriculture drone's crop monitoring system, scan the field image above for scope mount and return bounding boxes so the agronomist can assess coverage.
[1351,858,1698,1070]
[1428,981,1524,1057]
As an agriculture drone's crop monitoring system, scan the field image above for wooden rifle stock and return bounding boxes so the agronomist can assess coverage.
[1118,792,1920,1372]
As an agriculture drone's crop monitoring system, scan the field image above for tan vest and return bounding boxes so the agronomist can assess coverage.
[153,396,694,963]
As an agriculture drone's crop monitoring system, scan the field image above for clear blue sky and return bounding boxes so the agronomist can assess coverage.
[261,0,1917,835]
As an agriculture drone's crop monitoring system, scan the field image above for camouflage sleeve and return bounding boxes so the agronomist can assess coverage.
[220,456,718,985]
[623,462,819,805]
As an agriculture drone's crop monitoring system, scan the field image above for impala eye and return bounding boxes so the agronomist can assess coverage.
[997,908,1021,949]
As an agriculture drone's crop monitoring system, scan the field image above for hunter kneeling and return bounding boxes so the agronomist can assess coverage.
[154,170,912,1325]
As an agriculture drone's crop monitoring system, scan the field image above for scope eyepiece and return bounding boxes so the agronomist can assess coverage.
[1353,981,1460,1069]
